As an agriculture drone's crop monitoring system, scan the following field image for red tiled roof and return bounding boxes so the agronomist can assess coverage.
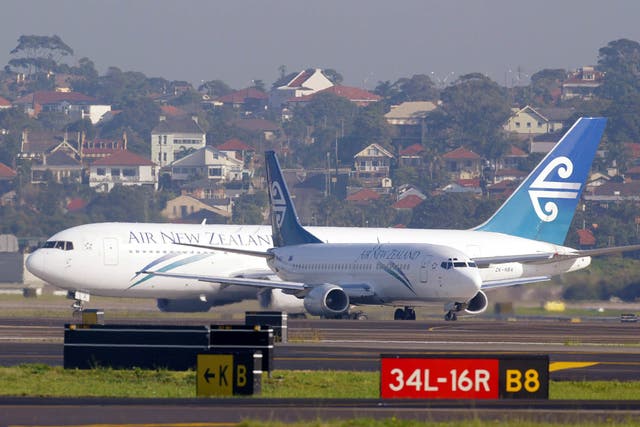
[577,229,596,246]
[399,144,425,156]
[160,105,186,117]
[346,188,381,202]
[92,150,155,166]
[66,198,87,212]
[625,142,640,159]
[217,88,267,104]
[217,139,254,151]
[288,70,312,88]
[0,162,17,179]
[505,145,527,156]
[290,85,380,105]
[392,195,423,209]
[443,147,481,160]
[0,96,10,107]
[457,178,481,188]
[14,91,97,105]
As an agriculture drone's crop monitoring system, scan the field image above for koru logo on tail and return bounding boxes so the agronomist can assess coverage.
[270,181,287,227]
[528,156,581,222]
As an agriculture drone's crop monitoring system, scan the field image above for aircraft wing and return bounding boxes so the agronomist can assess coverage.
[482,276,551,289]
[472,253,555,267]
[139,270,306,291]
[473,243,640,267]
[173,242,272,258]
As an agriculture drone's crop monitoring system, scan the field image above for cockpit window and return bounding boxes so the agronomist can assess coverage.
[43,241,74,251]
[441,258,478,269]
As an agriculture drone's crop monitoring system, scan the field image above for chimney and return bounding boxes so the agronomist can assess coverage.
[123,131,128,150]
[21,129,28,152]
[159,115,166,122]
[192,115,198,125]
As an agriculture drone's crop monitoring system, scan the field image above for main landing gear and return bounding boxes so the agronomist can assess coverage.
[394,306,416,320]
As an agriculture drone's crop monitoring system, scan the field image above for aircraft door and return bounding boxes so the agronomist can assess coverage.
[420,256,431,283]
[103,238,118,265]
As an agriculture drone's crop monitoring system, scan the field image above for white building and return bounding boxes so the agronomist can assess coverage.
[170,146,245,182]
[269,69,334,108]
[89,150,158,192]
[151,116,206,167]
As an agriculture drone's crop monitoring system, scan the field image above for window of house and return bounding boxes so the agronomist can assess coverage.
[111,168,120,176]
[123,169,136,177]
[163,153,167,161]
[515,122,520,128]
[526,122,531,128]
[96,168,106,176]
[209,167,222,177]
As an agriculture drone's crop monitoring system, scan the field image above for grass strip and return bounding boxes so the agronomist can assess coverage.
[1,365,640,400]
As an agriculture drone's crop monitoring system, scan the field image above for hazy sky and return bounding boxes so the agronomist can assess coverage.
[2,0,639,90]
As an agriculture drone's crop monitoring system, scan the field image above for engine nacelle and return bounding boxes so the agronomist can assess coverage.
[464,290,489,315]
[303,284,349,317]
[157,298,212,312]
[257,288,305,312]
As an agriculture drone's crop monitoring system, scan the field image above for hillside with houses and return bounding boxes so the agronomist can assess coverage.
[1,35,640,270]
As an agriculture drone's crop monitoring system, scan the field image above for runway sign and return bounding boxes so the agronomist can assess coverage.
[197,352,262,397]
[380,354,548,399]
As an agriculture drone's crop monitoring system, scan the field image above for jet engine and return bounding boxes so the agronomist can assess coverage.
[257,288,305,312]
[464,290,488,315]
[157,298,212,312]
[303,284,349,317]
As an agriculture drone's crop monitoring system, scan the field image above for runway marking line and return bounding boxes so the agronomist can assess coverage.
[549,362,599,372]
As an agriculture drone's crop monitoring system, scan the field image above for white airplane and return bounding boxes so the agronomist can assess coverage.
[142,151,484,321]
[26,117,637,320]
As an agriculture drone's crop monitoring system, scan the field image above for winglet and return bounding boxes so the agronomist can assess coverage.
[265,151,322,247]
[475,117,607,245]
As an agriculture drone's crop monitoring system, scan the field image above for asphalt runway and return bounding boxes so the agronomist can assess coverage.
[1,315,640,424]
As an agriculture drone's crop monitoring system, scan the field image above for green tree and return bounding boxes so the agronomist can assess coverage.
[323,69,343,85]
[597,38,640,100]
[198,79,232,97]
[232,192,267,224]
[8,34,74,75]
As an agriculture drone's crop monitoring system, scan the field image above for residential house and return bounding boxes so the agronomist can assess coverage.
[442,147,482,180]
[217,139,255,163]
[170,146,245,182]
[269,69,333,108]
[392,195,424,210]
[150,115,206,167]
[396,184,426,201]
[584,181,640,203]
[31,151,83,184]
[0,96,10,109]
[287,85,381,108]
[0,162,17,197]
[18,129,80,161]
[576,229,596,249]
[215,87,268,112]
[504,105,574,136]
[89,150,158,192]
[530,131,564,154]
[0,163,17,181]
[441,178,482,194]
[561,66,604,100]
[179,179,226,200]
[352,143,394,188]
[161,194,232,222]
[398,144,425,168]
[80,135,128,165]
[12,91,110,123]
[498,145,528,170]
[385,101,437,146]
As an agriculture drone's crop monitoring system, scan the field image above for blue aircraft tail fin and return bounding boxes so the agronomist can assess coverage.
[475,117,607,245]
[265,151,322,247]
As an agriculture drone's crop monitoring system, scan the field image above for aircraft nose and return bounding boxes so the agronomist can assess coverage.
[26,250,45,278]
[464,267,483,295]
